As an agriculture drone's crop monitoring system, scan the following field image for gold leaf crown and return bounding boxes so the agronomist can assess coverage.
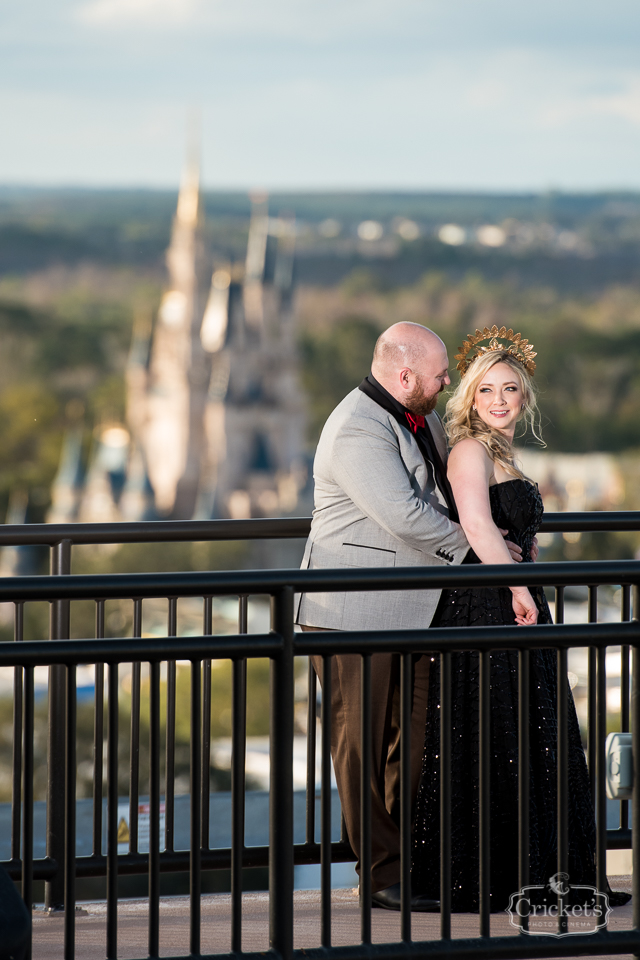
[455,325,536,377]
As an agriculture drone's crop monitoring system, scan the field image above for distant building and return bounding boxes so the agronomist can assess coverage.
[203,196,307,521]
[51,158,309,525]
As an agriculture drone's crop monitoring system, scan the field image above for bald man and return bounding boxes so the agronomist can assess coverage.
[296,323,520,911]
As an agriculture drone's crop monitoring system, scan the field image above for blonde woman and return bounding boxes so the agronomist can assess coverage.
[412,332,629,912]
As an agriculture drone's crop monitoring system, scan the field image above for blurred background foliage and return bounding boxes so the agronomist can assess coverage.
[298,271,640,453]
[0,268,160,526]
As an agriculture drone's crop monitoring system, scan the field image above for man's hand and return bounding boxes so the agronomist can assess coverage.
[498,528,522,562]
[530,537,539,562]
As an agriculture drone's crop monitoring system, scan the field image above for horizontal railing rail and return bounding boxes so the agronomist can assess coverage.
[0,510,637,546]
[1,558,640,601]
[0,620,635,667]
[0,517,312,546]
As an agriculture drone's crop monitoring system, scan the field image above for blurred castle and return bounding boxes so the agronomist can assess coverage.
[48,160,309,524]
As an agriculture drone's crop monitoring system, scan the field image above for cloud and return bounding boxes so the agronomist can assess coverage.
[77,0,199,25]
[467,78,510,110]
[540,75,640,128]
[74,0,431,39]
[592,82,640,125]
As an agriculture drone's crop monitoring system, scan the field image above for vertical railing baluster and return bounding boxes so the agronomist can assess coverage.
[321,656,332,947]
[106,663,119,959]
[231,595,247,953]
[129,600,142,856]
[479,650,491,938]
[11,603,23,865]
[555,586,565,625]
[588,587,598,807]
[64,664,77,960]
[400,652,411,944]
[93,602,105,859]
[596,644,607,909]
[557,646,569,936]
[239,595,248,636]
[47,538,72,912]
[269,588,294,960]
[23,663,34,958]
[149,660,161,960]
[190,658,202,958]
[360,654,372,946]
[306,661,317,848]
[631,584,640,953]
[201,597,213,854]
[165,598,177,854]
[440,651,452,941]
[621,584,631,832]
[518,648,530,934]
[555,584,571,931]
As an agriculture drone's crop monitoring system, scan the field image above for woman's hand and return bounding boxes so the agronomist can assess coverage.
[511,587,538,625]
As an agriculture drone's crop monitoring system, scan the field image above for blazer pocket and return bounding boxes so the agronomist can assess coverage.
[340,543,396,567]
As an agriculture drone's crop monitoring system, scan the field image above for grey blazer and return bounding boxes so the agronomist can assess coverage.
[295,388,469,631]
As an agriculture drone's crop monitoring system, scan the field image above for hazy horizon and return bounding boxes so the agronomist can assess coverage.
[2,184,640,198]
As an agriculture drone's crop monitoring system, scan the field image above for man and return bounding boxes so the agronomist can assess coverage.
[295,322,523,911]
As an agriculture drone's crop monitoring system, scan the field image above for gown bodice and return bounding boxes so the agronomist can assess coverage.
[439,477,551,629]
[488,478,543,563]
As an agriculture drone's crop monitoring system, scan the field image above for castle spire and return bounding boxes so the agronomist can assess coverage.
[141,129,210,517]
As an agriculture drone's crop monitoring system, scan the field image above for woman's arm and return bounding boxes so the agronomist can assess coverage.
[447,439,514,565]
[447,439,537,625]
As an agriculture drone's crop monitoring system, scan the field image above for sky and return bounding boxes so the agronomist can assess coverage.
[2,0,640,191]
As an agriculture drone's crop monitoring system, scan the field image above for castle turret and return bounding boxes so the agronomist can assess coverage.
[141,155,211,518]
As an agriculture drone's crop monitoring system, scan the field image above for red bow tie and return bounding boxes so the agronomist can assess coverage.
[405,412,425,433]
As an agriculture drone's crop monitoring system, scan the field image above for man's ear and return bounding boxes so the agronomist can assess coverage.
[399,367,412,387]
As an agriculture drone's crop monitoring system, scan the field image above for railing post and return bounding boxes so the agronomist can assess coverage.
[557,645,569,935]
[440,650,452,939]
[632,584,640,951]
[46,538,71,911]
[596,645,607,903]
[269,587,294,960]
[400,652,412,943]
[231,596,247,954]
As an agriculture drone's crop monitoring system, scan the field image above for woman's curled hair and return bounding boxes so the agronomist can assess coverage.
[444,350,544,480]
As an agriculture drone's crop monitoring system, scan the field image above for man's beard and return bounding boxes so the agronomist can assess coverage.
[405,376,444,417]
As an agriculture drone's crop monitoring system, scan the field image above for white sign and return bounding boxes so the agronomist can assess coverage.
[117,802,166,855]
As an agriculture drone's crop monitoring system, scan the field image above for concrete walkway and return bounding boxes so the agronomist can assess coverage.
[32,878,634,960]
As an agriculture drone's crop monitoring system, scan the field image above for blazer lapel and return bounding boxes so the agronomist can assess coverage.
[358,376,459,521]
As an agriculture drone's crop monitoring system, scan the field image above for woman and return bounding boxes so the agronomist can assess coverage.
[411,329,628,911]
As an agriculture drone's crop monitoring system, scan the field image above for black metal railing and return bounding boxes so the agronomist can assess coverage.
[0,514,639,959]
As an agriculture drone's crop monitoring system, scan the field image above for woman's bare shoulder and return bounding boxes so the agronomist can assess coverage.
[449,437,490,463]
[448,438,493,478]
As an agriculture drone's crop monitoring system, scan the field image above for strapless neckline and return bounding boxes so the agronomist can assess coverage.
[489,477,534,490]
[488,477,543,563]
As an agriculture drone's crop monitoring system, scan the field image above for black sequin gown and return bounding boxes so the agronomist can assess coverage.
[412,479,629,911]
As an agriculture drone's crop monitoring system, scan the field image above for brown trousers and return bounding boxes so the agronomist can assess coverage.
[305,629,430,893]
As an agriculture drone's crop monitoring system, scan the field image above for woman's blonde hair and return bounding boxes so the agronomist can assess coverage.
[444,350,544,480]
